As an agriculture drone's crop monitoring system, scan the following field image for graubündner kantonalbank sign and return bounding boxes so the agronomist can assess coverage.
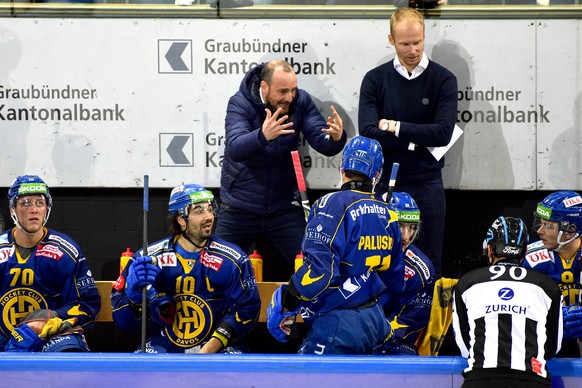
[0,19,579,190]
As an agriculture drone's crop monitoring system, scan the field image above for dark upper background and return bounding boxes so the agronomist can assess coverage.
[0,187,544,282]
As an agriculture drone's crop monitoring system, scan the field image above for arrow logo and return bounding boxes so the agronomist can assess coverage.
[165,42,189,71]
[338,277,361,299]
[158,40,192,74]
[166,135,191,164]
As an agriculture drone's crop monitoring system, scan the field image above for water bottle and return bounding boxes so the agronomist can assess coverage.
[119,247,134,275]
[248,250,263,282]
[295,251,304,272]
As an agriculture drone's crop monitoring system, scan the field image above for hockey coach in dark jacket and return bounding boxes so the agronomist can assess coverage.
[215,59,347,278]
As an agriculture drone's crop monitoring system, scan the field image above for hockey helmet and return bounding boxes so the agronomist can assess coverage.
[388,192,421,223]
[8,175,52,209]
[8,175,52,228]
[485,216,528,259]
[168,184,215,218]
[533,190,582,234]
[340,136,384,182]
[388,191,421,246]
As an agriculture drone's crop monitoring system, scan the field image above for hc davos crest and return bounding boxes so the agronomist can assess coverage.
[165,293,213,348]
[0,288,48,335]
[498,287,514,300]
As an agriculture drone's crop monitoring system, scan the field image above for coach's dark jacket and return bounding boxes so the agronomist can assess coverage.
[220,63,346,215]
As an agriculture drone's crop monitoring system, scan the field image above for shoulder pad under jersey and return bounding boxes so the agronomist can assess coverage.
[527,240,545,251]
[208,239,244,261]
[405,248,432,280]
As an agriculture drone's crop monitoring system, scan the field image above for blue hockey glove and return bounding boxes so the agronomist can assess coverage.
[266,285,300,343]
[564,305,582,339]
[126,256,160,304]
[149,294,175,326]
[5,323,44,352]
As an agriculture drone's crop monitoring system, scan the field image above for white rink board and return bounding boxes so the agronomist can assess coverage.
[0,18,579,190]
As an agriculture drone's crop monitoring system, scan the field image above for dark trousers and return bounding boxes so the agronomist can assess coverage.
[214,204,306,279]
[462,378,550,388]
[396,177,445,277]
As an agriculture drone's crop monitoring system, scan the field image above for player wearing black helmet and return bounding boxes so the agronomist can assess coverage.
[453,216,562,388]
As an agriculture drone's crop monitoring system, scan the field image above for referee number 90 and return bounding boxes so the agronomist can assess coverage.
[489,265,527,281]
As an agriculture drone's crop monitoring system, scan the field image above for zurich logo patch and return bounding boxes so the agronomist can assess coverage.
[498,287,514,300]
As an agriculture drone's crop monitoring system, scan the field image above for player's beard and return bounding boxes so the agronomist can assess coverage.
[187,219,213,247]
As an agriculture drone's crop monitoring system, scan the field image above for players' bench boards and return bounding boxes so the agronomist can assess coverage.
[94,280,298,323]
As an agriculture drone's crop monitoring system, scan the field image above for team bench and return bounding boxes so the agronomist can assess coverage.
[94,280,293,323]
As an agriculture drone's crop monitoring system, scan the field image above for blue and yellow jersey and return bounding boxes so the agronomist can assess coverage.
[292,188,405,322]
[111,235,260,350]
[522,240,582,306]
[383,244,435,353]
[0,228,101,345]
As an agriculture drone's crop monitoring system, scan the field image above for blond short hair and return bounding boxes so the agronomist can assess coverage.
[390,8,425,37]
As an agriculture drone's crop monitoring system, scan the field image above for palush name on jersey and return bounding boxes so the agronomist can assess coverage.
[358,235,393,250]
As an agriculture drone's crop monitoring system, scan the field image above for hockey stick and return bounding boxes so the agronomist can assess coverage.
[291,150,310,222]
[141,174,149,353]
[385,162,400,202]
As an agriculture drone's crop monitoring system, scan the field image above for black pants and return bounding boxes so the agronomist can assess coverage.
[463,375,551,388]
[396,177,446,277]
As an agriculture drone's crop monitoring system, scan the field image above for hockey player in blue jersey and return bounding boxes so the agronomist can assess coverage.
[376,191,435,355]
[0,175,101,352]
[111,183,260,353]
[266,136,405,354]
[522,191,582,303]
[523,191,582,344]
[523,190,582,307]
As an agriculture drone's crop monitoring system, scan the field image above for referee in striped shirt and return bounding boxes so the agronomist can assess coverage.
[452,216,562,387]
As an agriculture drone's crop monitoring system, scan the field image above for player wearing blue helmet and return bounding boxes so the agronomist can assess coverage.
[0,175,101,352]
[267,136,405,354]
[523,191,582,307]
[111,183,260,353]
[524,191,582,343]
[376,192,435,355]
